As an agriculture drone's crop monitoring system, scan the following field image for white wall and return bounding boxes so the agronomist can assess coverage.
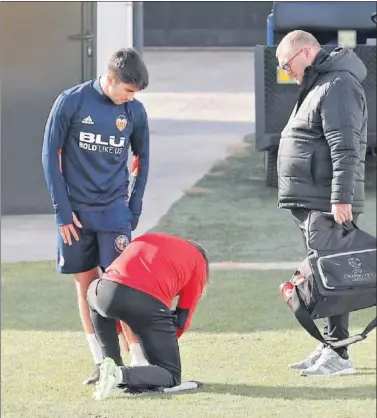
[96,1,133,77]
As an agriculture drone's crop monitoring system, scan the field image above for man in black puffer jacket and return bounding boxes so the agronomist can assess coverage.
[276,30,368,376]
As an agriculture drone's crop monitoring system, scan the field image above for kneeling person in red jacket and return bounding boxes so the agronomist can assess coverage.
[87,232,209,399]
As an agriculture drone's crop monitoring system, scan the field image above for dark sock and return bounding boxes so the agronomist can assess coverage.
[335,348,348,360]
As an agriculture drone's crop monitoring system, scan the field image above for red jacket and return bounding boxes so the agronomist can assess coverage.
[103,233,207,338]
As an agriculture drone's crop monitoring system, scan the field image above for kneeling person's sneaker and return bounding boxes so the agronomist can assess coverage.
[93,358,123,400]
[83,364,100,385]
[288,344,324,370]
[300,347,356,376]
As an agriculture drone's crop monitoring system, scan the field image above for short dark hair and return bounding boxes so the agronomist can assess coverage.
[187,240,210,281]
[107,48,149,90]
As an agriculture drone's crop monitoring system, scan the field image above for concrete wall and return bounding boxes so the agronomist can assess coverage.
[144,1,272,47]
[96,1,133,76]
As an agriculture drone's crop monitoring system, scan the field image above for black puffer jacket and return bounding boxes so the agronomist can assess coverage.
[277,48,368,213]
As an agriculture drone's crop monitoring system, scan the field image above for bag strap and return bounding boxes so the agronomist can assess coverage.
[291,287,376,349]
[291,287,328,345]
[330,317,377,349]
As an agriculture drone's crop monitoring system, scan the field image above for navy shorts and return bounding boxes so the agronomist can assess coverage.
[57,206,132,275]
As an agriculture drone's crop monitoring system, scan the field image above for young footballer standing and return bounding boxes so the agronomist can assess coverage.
[42,48,150,385]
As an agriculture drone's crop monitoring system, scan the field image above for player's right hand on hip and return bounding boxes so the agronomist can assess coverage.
[59,213,82,246]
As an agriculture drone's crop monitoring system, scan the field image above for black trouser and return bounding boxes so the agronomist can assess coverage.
[87,278,181,390]
[291,208,360,359]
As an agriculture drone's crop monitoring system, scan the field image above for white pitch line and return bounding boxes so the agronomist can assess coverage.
[209,262,300,271]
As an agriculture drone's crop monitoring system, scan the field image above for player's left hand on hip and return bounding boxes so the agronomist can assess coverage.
[331,203,353,224]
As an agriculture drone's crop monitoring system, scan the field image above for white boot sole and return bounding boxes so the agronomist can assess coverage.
[301,368,356,377]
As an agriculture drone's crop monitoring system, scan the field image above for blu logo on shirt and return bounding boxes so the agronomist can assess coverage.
[79,131,126,154]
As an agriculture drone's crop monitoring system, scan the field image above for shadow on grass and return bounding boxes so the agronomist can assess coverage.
[1,261,81,332]
[202,381,377,399]
[192,270,376,335]
[151,139,376,263]
[128,381,376,401]
[2,263,375,335]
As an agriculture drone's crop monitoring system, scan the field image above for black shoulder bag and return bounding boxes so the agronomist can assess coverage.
[290,211,376,349]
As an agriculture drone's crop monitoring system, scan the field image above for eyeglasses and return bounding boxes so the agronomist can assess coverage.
[281,48,304,72]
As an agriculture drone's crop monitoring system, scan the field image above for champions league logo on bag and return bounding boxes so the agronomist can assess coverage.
[348,257,362,269]
[345,256,373,282]
[114,235,129,253]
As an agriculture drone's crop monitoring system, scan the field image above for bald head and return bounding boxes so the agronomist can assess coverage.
[276,30,321,58]
[276,30,321,85]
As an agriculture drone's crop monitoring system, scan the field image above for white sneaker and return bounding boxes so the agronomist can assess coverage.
[300,347,356,376]
[93,358,122,400]
[288,344,324,370]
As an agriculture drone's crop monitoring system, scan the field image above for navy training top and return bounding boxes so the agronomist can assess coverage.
[42,79,149,226]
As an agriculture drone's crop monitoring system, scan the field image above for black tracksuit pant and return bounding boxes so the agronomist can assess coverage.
[87,278,181,390]
[291,208,360,359]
